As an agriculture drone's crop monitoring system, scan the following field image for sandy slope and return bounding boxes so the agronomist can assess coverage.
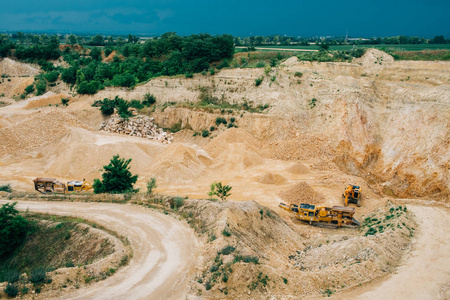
[0,200,200,300]
[324,205,450,300]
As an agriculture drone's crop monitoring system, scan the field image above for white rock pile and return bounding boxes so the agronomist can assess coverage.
[100,114,173,144]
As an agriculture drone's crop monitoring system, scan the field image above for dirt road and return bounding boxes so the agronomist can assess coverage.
[0,200,199,300]
[328,205,450,300]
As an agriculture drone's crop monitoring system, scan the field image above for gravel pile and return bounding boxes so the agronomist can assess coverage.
[100,114,173,144]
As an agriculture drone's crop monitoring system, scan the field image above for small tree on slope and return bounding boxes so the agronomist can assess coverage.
[93,155,138,193]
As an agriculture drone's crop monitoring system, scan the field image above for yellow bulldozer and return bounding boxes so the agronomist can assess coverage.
[33,178,92,194]
[279,202,360,227]
[342,185,362,207]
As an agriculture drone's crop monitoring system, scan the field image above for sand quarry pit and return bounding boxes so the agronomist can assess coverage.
[0,51,449,299]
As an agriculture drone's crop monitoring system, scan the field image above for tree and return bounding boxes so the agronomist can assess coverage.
[0,202,30,257]
[68,34,77,45]
[146,178,157,194]
[93,155,138,193]
[209,182,232,201]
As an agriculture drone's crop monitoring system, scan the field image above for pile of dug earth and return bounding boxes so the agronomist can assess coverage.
[100,114,174,144]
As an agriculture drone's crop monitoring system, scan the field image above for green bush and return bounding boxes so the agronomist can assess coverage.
[0,184,12,192]
[25,84,34,94]
[209,126,215,131]
[61,98,69,106]
[146,178,157,195]
[4,283,18,297]
[255,77,263,86]
[215,117,227,126]
[256,61,266,68]
[218,245,236,255]
[0,203,29,257]
[117,101,132,119]
[294,71,303,77]
[30,268,46,284]
[185,72,193,78]
[222,228,231,237]
[129,99,144,110]
[143,93,156,106]
[202,130,210,137]
[93,155,138,194]
[35,80,47,96]
[171,197,184,210]
[233,255,259,264]
[77,80,102,95]
[44,71,59,83]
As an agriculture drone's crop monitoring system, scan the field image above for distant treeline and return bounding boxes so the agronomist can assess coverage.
[234,35,449,46]
[0,32,234,95]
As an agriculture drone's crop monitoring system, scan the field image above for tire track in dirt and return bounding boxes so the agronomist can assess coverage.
[0,200,199,300]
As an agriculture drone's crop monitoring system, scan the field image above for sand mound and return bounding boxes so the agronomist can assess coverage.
[149,144,206,183]
[0,58,40,76]
[287,162,310,174]
[278,181,325,205]
[257,172,287,185]
[24,92,70,109]
[355,48,394,67]
[204,127,260,158]
[44,128,164,181]
[281,56,299,66]
[0,109,90,157]
[210,143,264,171]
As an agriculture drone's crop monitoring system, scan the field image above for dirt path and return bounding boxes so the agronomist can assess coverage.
[0,200,199,300]
[328,205,450,300]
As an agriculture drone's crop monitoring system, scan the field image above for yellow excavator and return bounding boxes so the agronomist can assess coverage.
[279,202,360,228]
[342,185,362,207]
[33,178,92,194]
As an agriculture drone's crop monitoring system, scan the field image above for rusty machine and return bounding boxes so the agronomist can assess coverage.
[279,202,360,227]
[33,178,92,194]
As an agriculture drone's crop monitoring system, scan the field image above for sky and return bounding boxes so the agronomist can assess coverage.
[0,0,449,37]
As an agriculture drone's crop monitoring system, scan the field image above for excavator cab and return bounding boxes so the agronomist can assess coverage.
[343,185,362,207]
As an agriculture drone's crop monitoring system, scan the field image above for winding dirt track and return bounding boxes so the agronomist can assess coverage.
[0,200,199,300]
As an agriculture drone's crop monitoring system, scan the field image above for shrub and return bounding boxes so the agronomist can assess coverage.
[65,260,75,268]
[30,268,46,284]
[4,283,18,297]
[218,245,236,255]
[117,101,132,119]
[44,71,60,83]
[209,126,215,131]
[0,203,29,257]
[142,93,156,106]
[35,80,47,96]
[25,84,34,94]
[294,71,303,77]
[185,72,193,78]
[93,155,138,194]
[230,117,235,123]
[209,68,215,75]
[0,184,12,192]
[61,98,69,106]
[233,255,259,264]
[129,99,144,110]
[202,129,210,137]
[2,269,20,283]
[170,121,182,133]
[171,197,184,210]
[255,77,263,86]
[205,281,211,290]
[77,80,102,94]
[146,178,157,195]
[308,98,317,109]
[256,61,266,68]
[222,228,231,237]
[215,117,227,126]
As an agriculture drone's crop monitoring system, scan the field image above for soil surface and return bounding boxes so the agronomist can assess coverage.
[0,200,200,300]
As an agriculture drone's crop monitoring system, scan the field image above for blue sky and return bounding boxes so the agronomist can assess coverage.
[0,0,449,37]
